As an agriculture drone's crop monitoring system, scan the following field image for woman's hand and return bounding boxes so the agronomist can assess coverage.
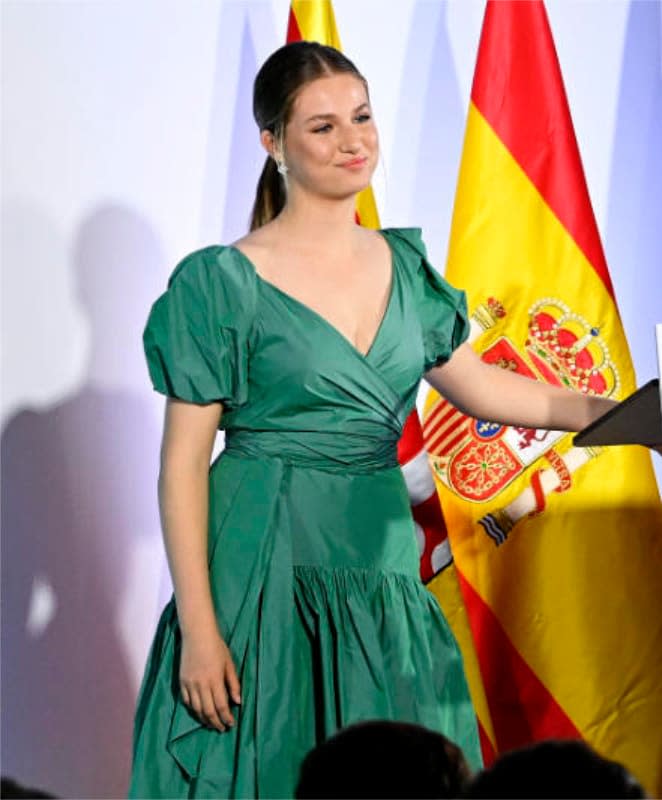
[179,625,242,732]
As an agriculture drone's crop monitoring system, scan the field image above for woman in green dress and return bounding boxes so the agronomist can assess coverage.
[129,42,617,799]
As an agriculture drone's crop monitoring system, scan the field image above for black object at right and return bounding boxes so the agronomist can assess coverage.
[574,379,662,447]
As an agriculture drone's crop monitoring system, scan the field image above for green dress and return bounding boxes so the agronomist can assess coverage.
[129,227,482,798]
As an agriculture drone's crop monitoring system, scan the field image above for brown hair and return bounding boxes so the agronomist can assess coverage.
[249,41,369,231]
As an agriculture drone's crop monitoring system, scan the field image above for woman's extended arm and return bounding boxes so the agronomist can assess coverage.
[159,397,240,732]
[425,342,617,432]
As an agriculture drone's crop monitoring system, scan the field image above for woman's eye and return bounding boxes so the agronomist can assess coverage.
[312,115,370,133]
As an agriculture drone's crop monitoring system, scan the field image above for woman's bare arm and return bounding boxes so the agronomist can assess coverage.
[159,398,222,636]
[158,397,240,731]
[425,342,617,432]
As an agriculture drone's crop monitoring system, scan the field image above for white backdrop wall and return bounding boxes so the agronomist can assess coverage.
[2,1,661,797]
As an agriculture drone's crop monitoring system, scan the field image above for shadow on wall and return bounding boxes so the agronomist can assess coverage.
[221,14,264,243]
[1,204,167,798]
[605,0,662,493]
[199,1,273,246]
[606,0,662,383]
[390,0,465,263]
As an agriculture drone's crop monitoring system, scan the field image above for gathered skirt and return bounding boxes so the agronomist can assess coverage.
[128,452,482,799]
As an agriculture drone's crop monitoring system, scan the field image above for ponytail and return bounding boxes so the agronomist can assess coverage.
[249,155,286,231]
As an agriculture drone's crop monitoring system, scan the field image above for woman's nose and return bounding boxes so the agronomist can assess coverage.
[338,126,361,152]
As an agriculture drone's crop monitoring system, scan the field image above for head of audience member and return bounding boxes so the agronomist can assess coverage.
[461,739,646,799]
[1,777,58,798]
[295,719,471,799]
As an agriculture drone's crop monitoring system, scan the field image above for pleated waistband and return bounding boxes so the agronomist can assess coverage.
[223,428,399,474]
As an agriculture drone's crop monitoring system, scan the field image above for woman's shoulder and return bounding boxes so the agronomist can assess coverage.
[379,227,432,284]
[381,226,466,299]
[380,227,427,256]
[229,223,273,253]
[227,223,282,278]
[165,242,258,296]
[144,242,257,406]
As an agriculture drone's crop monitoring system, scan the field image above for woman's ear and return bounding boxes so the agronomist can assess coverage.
[260,129,277,161]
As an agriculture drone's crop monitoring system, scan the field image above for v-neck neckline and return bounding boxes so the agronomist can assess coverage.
[227,229,397,361]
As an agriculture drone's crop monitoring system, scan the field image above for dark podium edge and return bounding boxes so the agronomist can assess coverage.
[573,378,662,447]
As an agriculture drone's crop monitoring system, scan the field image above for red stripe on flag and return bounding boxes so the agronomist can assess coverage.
[423,398,452,426]
[411,492,448,527]
[477,719,497,767]
[423,403,458,438]
[425,412,462,446]
[456,567,582,750]
[397,410,424,464]
[426,414,465,454]
[429,425,467,458]
[471,0,614,298]
[287,8,302,43]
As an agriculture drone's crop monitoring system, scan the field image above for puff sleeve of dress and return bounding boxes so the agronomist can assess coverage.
[390,227,470,371]
[143,245,257,409]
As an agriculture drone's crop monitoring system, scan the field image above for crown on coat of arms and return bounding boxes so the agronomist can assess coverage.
[525,299,620,397]
[473,296,507,332]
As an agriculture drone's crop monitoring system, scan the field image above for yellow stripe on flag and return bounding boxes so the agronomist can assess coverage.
[290,0,342,49]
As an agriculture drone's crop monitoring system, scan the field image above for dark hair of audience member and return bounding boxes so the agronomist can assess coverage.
[460,739,646,799]
[295,719,472,799]
[1,777,58,799]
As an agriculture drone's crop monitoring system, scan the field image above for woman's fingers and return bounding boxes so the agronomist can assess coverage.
[188,686,208,719]
[181,682,225,731]
[200,685,228,732]
[178,637,241,732]
[211,680,235,728]
[180,680,238,731]
[180,683,191,708]
[225,658,242,706]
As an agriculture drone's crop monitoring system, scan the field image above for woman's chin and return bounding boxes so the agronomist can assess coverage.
[327,174,374,199]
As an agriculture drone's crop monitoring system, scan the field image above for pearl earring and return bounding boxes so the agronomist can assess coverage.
[277,160,289,176]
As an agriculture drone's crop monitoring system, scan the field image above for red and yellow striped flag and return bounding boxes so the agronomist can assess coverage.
[425,2,662,794]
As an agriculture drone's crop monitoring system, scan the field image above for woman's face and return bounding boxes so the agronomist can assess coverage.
[269,72,379,199]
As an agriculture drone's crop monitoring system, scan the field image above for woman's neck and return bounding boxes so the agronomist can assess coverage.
[274,191,365,251]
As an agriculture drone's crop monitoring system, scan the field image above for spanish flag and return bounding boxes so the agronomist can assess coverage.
[424,1,662,794]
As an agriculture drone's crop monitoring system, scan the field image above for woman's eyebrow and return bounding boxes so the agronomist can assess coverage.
[304,102,370,123]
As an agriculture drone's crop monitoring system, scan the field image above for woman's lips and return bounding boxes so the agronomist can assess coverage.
[338,157,368,169]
